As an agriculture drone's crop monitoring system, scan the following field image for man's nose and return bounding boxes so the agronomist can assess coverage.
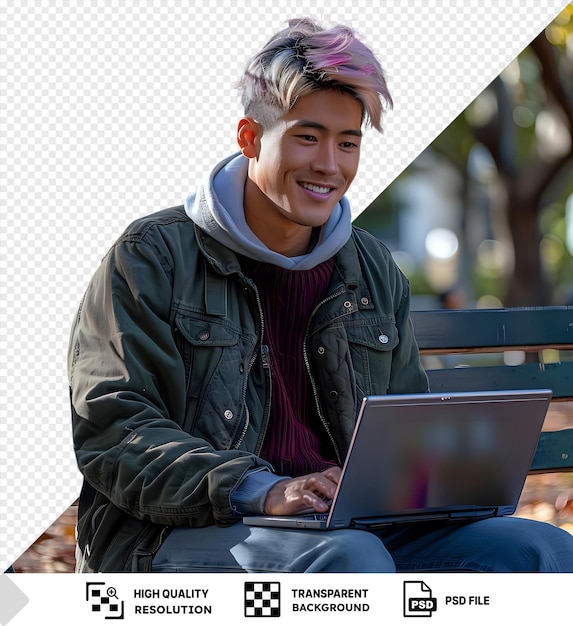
[311,142,338,175]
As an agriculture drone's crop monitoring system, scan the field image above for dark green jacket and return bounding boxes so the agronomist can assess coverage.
[69,206,429,571]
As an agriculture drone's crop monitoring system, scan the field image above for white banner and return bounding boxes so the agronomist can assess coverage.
[1,572,570,625]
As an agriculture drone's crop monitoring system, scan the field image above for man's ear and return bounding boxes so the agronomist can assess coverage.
[237,117,261,159]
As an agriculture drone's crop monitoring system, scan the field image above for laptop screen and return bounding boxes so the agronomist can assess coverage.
[327,390,551,527]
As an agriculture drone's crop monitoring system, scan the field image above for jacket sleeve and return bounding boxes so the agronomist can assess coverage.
[68,233,270,528]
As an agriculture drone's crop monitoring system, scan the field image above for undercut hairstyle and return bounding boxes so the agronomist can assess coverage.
[237,17,393,131]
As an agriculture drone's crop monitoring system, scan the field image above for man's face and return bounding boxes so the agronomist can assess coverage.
[243,89,363,236]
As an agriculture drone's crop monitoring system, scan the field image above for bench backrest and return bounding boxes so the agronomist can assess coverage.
[410,306,573,474]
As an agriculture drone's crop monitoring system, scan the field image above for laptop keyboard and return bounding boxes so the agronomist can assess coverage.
[300,513,329,521]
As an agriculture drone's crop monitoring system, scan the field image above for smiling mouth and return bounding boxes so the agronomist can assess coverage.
[299,181,334,195]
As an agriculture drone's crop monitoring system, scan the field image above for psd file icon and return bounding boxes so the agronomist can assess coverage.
[403,581,437,617]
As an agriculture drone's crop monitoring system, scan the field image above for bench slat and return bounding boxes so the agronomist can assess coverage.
[411,307,573,352]
[530,429,573,473]
[424,361,573,401]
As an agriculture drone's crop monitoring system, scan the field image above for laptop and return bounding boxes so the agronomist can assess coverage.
[243,389,552,530]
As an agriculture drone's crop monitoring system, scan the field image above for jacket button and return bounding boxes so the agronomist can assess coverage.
[379,334,389,344]
[343,300,352,309]
[199,330,210,341]
[317,346,325,355]
[329,390,339,399]
[361,297,369,305]
[224,410,233,420]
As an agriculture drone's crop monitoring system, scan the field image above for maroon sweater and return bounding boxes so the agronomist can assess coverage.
[242,257,338,476]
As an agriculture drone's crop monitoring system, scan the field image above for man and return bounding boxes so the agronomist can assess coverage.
[69,17,573,572]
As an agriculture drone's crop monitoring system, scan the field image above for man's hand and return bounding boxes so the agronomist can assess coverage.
[263,466,342,516]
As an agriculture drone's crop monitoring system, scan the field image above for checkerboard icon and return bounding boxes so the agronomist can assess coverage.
[244,582,281,617]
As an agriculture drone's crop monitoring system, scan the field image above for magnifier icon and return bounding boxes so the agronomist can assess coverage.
[107,587,118,599]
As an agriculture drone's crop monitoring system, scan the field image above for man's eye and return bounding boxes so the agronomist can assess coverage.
[299,135,317,142]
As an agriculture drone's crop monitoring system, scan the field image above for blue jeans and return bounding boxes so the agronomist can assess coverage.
[151,517,573,573]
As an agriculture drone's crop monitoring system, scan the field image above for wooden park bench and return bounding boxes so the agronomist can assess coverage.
[410,305,573,474]
[9,305,573,572]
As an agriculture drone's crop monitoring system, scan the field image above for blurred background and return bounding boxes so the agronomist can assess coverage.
[359,8,573,552]
[356,5,573,311]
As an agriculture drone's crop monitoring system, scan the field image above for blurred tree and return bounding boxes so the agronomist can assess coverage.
[431,6,573,305]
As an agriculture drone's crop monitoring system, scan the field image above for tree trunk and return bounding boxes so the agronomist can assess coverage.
[505,183,552,306]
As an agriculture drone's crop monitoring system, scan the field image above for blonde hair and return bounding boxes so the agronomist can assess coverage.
[237,18,393,131]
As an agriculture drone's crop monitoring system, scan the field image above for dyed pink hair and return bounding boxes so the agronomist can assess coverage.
[237,17,393,131]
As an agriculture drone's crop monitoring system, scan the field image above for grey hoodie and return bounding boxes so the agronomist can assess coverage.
[185,153,353,270]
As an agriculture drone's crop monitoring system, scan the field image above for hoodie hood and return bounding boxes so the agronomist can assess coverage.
[185,153,352,270]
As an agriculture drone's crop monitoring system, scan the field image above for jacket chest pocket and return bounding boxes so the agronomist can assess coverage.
[174,313,257,448]
[344,320,399,396]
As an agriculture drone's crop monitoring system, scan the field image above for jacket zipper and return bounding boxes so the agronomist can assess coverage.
[232,280,272,451]
[302,285,347,466]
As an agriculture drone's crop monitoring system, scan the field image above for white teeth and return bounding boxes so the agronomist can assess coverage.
[300,182,331,194]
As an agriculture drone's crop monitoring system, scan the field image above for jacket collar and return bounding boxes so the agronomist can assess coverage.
[196,223,373,310]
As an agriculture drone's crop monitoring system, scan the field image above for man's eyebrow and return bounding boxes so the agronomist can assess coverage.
[294,120,363,137]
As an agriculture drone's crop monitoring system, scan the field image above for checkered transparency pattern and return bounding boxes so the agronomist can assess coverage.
[245,582,281,617]
[1,0,569,569]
